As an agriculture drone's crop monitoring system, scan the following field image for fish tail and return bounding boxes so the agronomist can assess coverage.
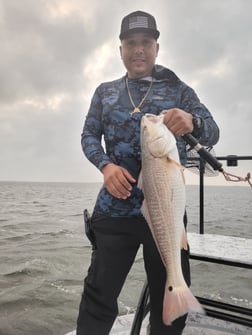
[163,282,204,325]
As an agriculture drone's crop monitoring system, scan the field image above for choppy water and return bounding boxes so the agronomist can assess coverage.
[0,182,251,335]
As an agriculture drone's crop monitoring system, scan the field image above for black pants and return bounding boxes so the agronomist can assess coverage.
[77,216,191,335]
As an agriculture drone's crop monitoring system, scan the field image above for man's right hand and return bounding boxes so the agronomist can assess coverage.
[102,163,136,199]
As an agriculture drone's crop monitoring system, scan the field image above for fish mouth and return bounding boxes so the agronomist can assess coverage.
[143,113,163,123]
[144,114,159,123]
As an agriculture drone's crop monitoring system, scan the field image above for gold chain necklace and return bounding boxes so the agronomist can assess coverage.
[126,76,153,115]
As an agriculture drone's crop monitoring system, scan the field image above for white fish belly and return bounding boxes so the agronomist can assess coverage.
[141,155,186,285]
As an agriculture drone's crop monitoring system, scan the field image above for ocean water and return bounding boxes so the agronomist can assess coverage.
[0,181,251,335]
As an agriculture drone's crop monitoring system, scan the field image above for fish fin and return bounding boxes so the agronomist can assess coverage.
[137,170,143,190]
[163,282,204,325]
[181,227,188,250]
[167,157,185,184]
[167,157,184,169]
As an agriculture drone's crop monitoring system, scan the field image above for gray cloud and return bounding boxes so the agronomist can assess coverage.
[0,0,251,183]
[156,1,252,159]
[1,1,89,101]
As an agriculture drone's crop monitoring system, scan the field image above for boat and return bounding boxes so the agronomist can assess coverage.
[66,152,252,335]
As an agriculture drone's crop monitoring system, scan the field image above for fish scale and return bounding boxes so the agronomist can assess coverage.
[142,154,185,272]
[138,113,204,325]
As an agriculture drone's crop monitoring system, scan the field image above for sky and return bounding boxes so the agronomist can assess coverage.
[0,0,251,185]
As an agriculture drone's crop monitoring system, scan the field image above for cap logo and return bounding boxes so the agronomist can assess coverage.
[129,16,148,29]
[119,11,160,40]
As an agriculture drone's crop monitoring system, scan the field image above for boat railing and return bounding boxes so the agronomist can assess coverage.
[196,154,252,234]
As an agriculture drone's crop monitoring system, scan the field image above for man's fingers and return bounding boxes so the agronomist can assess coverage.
[162,108,193,135]
[121,168,136,187]
[113,168,136,198]
[103,164,136,199]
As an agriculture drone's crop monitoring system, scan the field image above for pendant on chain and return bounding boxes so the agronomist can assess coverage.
[130,107,141,115]
[126,76,153,116]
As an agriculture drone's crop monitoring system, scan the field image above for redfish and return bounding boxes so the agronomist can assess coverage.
[138,113,204,325]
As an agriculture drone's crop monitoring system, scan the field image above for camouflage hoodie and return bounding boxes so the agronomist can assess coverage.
[81,65,219,218]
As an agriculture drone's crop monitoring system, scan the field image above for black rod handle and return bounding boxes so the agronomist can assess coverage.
[183,133,223,171]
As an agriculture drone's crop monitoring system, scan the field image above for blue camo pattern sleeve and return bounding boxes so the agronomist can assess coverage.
[81,86,112,172]
[179,83,219,146]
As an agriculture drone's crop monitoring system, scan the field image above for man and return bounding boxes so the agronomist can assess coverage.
[77,10,219,335]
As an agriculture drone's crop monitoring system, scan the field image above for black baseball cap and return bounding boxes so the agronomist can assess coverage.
[119,11,160,40]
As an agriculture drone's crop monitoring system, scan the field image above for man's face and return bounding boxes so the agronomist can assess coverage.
[120,32,159,79]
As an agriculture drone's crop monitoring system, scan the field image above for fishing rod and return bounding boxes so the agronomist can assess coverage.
[183,133,222,171]
[182,133,252,187]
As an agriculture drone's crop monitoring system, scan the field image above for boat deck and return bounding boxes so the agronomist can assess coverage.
[66,233,252,335]
[188,232,252,268]
[66,313,251,335]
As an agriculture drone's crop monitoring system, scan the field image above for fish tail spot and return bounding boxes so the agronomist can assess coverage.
[168,286,173,292]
